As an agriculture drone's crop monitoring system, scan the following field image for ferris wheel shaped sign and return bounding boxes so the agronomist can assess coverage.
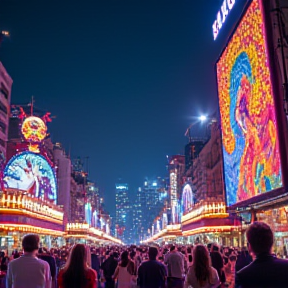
[21,116,47,143]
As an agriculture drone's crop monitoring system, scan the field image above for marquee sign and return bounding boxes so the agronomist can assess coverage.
[213,0,236,40]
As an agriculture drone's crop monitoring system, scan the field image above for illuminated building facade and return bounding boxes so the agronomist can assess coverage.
[53,143,71,224]
[191,122,224,203]
[115,182,129,241]
[0,62,12,160]
[168,156,185,224]
[1,108,65,251]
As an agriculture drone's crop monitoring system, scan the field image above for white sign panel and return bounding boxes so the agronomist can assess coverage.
[213,0,236,40]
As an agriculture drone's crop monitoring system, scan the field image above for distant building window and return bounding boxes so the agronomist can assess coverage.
[0,120,6,133]
[0,84,8,100]
[0,101,7,115]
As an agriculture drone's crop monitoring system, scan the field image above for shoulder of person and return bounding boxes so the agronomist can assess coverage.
[38,258,50,267]
[87,267,97,278]
[210,266,218,275]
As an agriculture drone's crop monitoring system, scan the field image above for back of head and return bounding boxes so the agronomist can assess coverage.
[148,247,158,260]
[170,245,176,252]
[22,234,40,253]
[193,245,211,286]
[246,221,274,255]
[211,244,219,252]
[120,251,129,267]
[62,244,88,288]
[130,250,136,260]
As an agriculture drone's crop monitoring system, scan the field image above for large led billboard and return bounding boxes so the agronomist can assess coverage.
[3,151,57,203]
[216,0,283,207]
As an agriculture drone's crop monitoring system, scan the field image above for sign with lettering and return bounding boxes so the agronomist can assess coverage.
[213,0,236,40]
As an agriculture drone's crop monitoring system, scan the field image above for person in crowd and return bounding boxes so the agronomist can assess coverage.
[235,221,288,288]
[101,252,118,288]
[184,245,219,288]
[138,246,166,288]
[235,247,252,273]
[6,234,51,288]
[164,245,185,288]
[38,248,57,288]
[1,251,9,271]
[91,248,101,287]
[12,250,20,259]
[57,244,97,288]
[187,254,193,268]
[210,244,225,285]
[135,248,142,272]
[224,250,237,288]
[113,250,135,288]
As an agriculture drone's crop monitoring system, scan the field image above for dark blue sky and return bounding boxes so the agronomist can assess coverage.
[0,0,248,214]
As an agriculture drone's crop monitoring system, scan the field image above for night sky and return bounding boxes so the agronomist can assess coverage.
[0,0,248,214]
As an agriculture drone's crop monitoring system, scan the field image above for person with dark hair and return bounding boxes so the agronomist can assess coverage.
[235,247,252,272]
[113,251,135,288]
[101,252,118,288]
[38,248,57,288]
[184,245,219,288]
[138,247,166,288]
[6,234,51,288]
[164,245,185,288]
[235,221,288,288]
[58,244,97,288]
[210,244,225,285]
[135,248,142,273]
[91,248,101,287]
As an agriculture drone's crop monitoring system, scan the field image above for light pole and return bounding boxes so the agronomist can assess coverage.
[185,115,211,142]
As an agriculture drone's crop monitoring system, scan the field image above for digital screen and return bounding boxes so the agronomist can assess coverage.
[216,0,282,206]
[3,152,57,203]
[182,183,194,212]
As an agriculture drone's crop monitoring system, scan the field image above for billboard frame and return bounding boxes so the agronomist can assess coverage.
[215,0,288,211]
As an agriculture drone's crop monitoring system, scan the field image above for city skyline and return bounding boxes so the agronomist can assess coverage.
[0,0,249,213]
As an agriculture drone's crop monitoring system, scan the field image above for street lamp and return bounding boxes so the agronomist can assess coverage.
[185,115,216,142]
[199,115,207,122]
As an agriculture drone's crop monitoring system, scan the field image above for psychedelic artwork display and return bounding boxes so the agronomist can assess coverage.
[216,0,282,206]
[3,152,57,203]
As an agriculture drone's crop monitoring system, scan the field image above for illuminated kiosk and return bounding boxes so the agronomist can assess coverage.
[216,0,288,255]
[0,114,65,250]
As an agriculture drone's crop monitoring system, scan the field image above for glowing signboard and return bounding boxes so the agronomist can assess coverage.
[21,116,47,143]
[213,0,236,40]
[3,151,57,203]
[182,183,194,212]
[216,0,282,206]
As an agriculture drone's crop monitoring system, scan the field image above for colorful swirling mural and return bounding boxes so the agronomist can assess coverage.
[216,0,282,206]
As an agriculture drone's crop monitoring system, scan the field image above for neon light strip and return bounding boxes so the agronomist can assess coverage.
[0,224,64,236]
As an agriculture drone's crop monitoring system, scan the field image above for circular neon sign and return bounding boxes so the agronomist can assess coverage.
[3,151,57,203]
[21,116,47,143]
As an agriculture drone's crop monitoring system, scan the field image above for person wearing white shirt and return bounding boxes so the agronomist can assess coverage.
[6,234,51,288]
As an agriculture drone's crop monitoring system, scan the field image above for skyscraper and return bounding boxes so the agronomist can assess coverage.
[115,182,129,242]
[133,178,168,241]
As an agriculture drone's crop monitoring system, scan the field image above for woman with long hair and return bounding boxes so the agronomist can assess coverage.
[184,245,220,288]
[57,244,97,288]
[113,250,135,288]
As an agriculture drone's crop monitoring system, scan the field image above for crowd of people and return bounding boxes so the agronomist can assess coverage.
[1,221,288,288]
